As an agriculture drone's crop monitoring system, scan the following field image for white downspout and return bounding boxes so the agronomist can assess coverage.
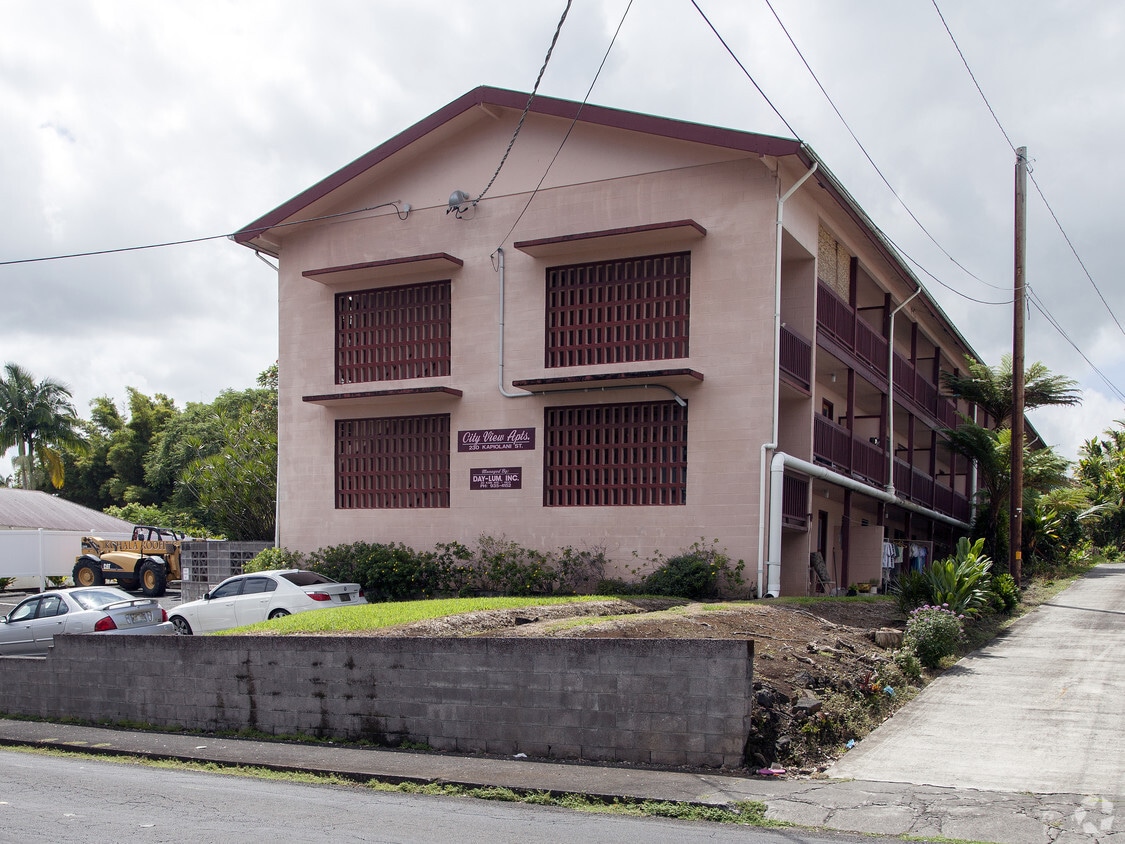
[885,287,922,494]
[757,159,818,598]
[495,246,532,399]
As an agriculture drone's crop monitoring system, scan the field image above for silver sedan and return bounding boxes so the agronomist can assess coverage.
[169,569,364,635]
[0,587,175,656]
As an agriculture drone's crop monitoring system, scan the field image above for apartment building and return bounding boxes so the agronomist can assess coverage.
[235,86,980,597]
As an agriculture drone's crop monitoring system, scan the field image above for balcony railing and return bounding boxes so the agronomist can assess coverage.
[819,282,958,427]
[813,414,853,471]
[854,319,888,374]
[782,472,810,529]
[779,325,812,389]
[894,352,958,428]
[816,282,855,347]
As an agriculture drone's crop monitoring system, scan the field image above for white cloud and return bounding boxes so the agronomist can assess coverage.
[1,0,1123,481]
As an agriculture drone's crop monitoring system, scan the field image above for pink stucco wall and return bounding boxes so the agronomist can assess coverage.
[273,110,787,583]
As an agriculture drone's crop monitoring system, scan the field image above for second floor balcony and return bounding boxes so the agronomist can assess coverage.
[813,414,969,521]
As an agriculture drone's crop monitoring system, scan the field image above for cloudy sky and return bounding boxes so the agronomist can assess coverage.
[2,0,1123,476]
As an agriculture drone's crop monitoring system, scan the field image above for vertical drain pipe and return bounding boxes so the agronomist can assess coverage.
[496,246,531,399]
[757,159,818,598]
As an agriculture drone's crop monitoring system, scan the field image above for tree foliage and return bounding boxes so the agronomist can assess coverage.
[941,356,1077,567]
[0,362,86,489]
[49,364,278,541]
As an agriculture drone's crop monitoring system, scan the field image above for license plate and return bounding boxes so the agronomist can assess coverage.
[340,594,350,602]
[127,611,153,624]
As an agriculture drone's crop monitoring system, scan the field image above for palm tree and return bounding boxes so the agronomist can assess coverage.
[941,355,1080,569]
[941,354,1081,428]
[0,362,86,489]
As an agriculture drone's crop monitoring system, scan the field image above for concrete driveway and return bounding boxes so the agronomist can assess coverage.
[829,563,1125,797]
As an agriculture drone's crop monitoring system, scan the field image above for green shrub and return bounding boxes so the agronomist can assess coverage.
[988,572,1020,614]
[552,545,607,595]
[641,540,745,599]
[593,577,637,596]
[0,576,15,592]
[474,535,555,596]
[244,546,307,573]
[891,570,932,614]
[307,541,430,602]
[890,648,922,683]
[903,604,965,669]
[924,537,992,615]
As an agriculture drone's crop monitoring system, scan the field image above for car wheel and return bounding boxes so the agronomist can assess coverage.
[171,616,193,635]
[268,609,290,620]
[139,560,168,597]
[72,560,104,588]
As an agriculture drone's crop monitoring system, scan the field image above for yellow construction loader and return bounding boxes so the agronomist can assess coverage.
[72,525,185,597]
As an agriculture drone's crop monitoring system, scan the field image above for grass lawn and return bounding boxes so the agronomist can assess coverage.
[218,594,606,635]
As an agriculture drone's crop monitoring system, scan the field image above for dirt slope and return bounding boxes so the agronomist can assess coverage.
[371,597,908,773]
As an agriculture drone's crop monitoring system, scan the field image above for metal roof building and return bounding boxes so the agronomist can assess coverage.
[0,489,133,534]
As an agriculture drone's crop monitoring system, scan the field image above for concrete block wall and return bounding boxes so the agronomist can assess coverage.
[180,541,271,601]
[0,635,754,768]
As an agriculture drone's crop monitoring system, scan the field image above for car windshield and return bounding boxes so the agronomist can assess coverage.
[71,589,133,611]
[281,571,336,587]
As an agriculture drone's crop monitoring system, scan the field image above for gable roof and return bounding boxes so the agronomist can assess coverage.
[232,85,984,385]
[0,489,135,533]
[232,86,804,249]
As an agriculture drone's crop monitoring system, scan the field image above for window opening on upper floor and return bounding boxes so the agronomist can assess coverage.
[545,252,690,368]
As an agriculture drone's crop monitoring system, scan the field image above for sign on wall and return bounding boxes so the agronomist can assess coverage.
[458,427,535,452]
[470,467,523,490]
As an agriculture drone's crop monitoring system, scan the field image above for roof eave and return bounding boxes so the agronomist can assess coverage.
[232,86,804,248]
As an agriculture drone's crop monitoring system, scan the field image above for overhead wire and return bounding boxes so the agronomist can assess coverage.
[702,0,1125,409]
[0,201,408,268]
[474,0,572,206]
[693,0,1006,308]
[493,0,636,254]
[764,0,1008,294]
[930,0,1125,347]
[689,0,799,140]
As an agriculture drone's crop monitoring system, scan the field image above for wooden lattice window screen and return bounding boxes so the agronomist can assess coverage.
[544,401,687,506]
[336,281,451,384]
[545,252,690,368]
[336,414,450,509]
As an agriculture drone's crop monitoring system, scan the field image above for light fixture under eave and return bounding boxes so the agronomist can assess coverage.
[447,189,476,219]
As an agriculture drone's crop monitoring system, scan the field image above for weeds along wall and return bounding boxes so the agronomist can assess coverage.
[0,635,754,768]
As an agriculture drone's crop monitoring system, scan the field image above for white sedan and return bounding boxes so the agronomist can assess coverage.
[168,569,364,635]
[0,587,174,656]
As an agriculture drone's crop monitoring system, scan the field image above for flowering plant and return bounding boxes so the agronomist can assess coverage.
[903,604,965,668]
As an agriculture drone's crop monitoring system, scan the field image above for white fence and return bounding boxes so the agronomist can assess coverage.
[0,529,130,590]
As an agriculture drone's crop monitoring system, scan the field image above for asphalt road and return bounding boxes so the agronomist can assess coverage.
[829,562,1125,797]
[0,749,880,844]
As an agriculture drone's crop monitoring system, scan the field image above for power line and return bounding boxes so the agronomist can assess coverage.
[930,0,1125,342]
[0,201,408,268]
[1027,286,1125,404]
[704,0,1125,403]
[764,0,1007,293]
[494,0,635,252]
[475,0,573,206]
[695,0,1008,309]
[689,0,799,140]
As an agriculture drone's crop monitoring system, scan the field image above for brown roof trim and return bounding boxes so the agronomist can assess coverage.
[303,386,463,405]
[303,253,463,285]
[233,87,801,245]
[513,220,705,258]
[512,369,704,390]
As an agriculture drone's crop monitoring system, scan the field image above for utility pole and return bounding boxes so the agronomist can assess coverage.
[1010,146,1027,586]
